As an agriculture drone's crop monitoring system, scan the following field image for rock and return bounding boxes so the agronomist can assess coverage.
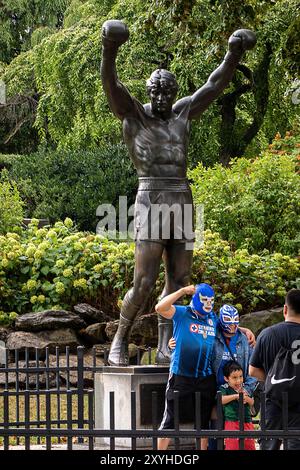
[131,313,158,346]
[92,343,111,360]
[73,303,111,324]
[23,218,49,228]
[239,307,283,337]
[6,329,80,355]
[0,350,105,388]
[105,320,119,341]
[48,350,105,387]
[105,313,158,346]
[78,323,108,345]
[15,310,86,332]
[0,327,12,342]
[0,360,58,389]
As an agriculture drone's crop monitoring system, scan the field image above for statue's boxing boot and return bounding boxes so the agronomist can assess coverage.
[155,315,173,365]
[108,314,133,366]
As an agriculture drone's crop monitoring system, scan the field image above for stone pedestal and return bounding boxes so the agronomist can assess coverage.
[0,341,5,365]
[94,365,169,449]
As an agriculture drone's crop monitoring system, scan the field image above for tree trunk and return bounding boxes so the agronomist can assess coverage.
[218,42,272,166]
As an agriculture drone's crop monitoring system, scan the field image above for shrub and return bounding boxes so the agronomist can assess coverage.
[189,146,300,255]
[0,221,299,324]
[191,230,300,313]
[0,154,21,171]
[0,170,24,234]
[6,143,137,231]
[268,130,300,173]
[0,219,135,318]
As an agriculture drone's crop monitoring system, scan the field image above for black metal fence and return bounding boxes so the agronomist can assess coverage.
[0,346,299,450]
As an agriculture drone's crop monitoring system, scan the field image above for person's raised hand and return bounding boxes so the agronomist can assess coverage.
[182,285,196,296]
[168,337,176,350]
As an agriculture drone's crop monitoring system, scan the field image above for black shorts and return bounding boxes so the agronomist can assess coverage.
[134,177,195,246]
[159,373,217,430]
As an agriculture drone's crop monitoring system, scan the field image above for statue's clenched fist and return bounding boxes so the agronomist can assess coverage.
[102,20,129,47]
[228,29,256,55]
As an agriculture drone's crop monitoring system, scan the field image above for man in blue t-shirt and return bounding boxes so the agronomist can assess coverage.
[155,283,218,450]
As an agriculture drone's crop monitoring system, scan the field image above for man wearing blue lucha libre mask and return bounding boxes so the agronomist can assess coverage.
[215,305,256,390]
[218,304,240,334]
[155,284,255,450]
[190,283,215,316]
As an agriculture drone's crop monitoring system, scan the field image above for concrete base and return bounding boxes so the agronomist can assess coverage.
[0,341,5,366]
[94,365,170,449]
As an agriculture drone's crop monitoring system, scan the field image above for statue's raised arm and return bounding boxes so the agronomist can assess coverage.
[174,29,256,119]
[101,20,135,120]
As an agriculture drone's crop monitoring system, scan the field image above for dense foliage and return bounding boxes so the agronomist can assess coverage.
[190,132,300,255]
[1,143,137,231]
[0,0,299,165]
[0,1,299,323]
[0,220,299,325]
[0,170,24,234]
[0,0,71,63]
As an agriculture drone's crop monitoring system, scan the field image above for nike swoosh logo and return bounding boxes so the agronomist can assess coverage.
[270,375,296,385]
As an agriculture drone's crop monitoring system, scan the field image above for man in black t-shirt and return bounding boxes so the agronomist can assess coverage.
[249,289,300,450]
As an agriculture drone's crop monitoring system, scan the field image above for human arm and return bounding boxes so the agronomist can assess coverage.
[100,20,135,119]
[242,389,254,406]
[249,365,266,382]
[243,344,258,395]
[174,29,256,119]
[238,326,256,347]
[243,374,258,396]
[221,388,254,406]
[155,285,196,319]
[221,393,240,405]
[248,327,273,382]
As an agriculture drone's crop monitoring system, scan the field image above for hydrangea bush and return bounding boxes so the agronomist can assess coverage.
[189,139,300,256]
[0,220,299,325]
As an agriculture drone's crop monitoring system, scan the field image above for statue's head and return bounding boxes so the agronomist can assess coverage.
[146,69,178,116]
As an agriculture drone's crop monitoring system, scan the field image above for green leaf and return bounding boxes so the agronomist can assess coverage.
[21,266,30,274]
[41,266,50,276]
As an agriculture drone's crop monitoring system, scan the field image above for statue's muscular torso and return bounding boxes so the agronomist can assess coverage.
[122,101,191,178]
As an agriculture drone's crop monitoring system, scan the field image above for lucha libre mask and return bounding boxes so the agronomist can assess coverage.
[190,283,215,316]
[219,304,239,334]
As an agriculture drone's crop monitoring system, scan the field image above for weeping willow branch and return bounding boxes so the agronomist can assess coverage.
[0,94,38,144]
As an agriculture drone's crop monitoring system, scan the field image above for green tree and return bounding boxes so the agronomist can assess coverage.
[0,0,72,152]
[0,0,299,164]
[0,0,71,63]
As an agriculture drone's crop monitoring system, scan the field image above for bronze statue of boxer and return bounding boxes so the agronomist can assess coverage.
[100,20,256,366]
